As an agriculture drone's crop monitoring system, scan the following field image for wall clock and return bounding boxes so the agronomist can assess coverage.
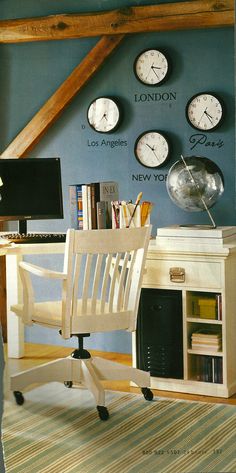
[134,49,170,86]
[186,92,224,131]
[87,97,121,133]
[134,130,170,168]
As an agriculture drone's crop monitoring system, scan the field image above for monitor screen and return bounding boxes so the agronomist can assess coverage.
[0,158,63,229]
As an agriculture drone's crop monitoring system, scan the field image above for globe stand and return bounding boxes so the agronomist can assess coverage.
[180,223,216,229]
[180,155,217,228]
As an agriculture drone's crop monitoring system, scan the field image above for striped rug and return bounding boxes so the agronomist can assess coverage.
[2,382,236,473]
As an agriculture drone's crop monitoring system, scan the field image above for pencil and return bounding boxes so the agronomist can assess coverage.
[127,192,142,227]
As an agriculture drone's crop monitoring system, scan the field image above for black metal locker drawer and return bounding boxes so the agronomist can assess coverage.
[137,288,183,379]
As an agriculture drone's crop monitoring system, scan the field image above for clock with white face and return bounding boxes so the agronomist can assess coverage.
[87,97,121,133]
[186,93,224,131]
[134,49,170,86]
[134,131,170,168]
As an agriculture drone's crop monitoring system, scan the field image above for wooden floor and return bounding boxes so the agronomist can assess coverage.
[3,343,236,405]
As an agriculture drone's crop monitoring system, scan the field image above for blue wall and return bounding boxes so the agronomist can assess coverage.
[0,1,235,353]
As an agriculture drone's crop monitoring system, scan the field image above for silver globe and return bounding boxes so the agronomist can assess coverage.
[166,156,224,212]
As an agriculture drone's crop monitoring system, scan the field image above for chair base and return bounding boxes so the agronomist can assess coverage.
[11,356,152,419]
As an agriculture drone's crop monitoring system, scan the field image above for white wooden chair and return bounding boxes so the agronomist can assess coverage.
[10,226,153,420]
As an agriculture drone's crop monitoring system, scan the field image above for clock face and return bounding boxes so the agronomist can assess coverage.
[87,97,121,133]
[186,93,224,131]
[134,131,170,168]
[134,49,169,86]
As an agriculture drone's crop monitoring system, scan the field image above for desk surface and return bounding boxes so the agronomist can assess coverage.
[2,237,236,258]
[0,241,65,256]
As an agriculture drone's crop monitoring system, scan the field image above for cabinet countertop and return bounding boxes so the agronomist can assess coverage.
[148,238,236,258]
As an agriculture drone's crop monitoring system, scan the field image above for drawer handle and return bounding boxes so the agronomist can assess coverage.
[169,267,185,283]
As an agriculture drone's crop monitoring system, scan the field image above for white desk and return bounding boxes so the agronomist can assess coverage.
[133,238,236,398]
[0,242,65,358]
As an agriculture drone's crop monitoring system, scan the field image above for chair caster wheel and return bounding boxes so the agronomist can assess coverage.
[64,381,73,388]
[141,387,153,401]
[97,405,109,421]
[13,391,24,406]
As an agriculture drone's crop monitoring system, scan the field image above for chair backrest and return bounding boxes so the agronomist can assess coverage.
[61,226,151,338]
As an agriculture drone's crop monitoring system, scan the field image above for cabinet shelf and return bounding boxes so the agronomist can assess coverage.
[188,379,223,387]
[188,349,223,357]
[187,317,222,325]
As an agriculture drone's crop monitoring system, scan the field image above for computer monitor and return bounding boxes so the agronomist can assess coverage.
[0,157,64,234]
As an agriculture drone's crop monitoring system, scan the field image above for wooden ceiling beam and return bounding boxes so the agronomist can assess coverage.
[0,0,234,44]
[0,34,125,158]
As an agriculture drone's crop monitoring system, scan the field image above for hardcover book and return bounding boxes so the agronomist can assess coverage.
[157,225,236,240]
[69,184,83,230]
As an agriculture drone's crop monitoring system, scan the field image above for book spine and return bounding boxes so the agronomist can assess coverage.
[216,357,223,384]
[82,185,89,230]
[99,181,119,229]
[76,185,83,230]
[87,184,92,230]
[216,294,222,320]
[69,185,79,229]
[97,201,107,229]
[90,182,100,229]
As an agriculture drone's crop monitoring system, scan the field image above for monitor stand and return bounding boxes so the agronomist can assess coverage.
[18,220,27,235]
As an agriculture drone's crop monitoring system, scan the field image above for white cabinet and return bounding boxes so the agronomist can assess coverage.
[133,239,236,398]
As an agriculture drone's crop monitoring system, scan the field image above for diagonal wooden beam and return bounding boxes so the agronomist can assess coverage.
[0,34,125,158]
[0,0,234,44]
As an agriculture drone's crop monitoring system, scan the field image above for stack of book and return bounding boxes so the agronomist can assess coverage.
[69,181,119,230]
[156,225,236,249]
[191,329,222,352]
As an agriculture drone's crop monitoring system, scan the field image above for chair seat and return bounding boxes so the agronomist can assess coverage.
[11,299,132,333]
[11,301,63,328]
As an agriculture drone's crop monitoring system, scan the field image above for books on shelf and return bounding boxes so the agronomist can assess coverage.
[69,181,119,230]
[195,355,223,384]
[191,329,222,352]
[191,293,222,320]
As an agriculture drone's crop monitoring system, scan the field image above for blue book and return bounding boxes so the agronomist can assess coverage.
[69,184,83,230]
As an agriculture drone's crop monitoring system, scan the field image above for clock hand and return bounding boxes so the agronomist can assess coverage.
[204,110,214,124]
[145,143,155,151]
[100,113,108,122]
[145,143,160,162]
[197,107,207,126]
[151,65,162,70]
[145,63,154,81]
[150,66,160,80]
[152,146,160,162]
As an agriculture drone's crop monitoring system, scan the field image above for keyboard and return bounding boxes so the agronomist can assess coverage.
[0,232,67,244]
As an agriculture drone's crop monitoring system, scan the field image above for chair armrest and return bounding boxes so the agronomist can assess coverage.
[19,261,67,279]
[15,261,67,326]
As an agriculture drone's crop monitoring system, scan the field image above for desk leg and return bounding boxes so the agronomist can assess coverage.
[6,254,24,358]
